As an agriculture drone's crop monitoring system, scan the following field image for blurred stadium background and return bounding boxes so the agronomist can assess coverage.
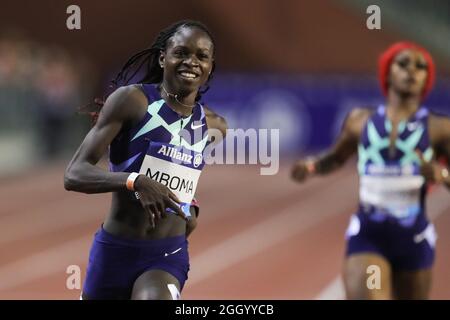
[0,0,449,299]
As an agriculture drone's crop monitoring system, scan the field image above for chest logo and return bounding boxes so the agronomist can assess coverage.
[191,122,205,130]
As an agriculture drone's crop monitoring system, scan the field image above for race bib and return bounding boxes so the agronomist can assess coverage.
[359,174,424,219]
[138,141,205,217]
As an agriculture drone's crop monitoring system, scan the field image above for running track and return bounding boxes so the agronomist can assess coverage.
[0,162,449,299]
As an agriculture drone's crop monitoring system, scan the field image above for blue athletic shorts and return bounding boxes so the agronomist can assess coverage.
[82,226,189,299]
[345,214,436,271]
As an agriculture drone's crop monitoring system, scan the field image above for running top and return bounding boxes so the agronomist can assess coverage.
[357,105,432,228]
[109,84,209,217]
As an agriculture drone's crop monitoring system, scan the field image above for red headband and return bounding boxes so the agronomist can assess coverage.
[378,41,435,99]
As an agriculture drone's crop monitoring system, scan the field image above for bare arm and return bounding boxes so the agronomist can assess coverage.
[64,85,185,226]
[429,114,450,190]
[291,108,371,182]
[439,139,450,190]
[184,106,227,235]
[64,86,146,193]
[186,206,198,238]
[204,105,228,145]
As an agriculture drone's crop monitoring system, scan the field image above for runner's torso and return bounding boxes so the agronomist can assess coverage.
[357,105,432,230]
[104,84,209,239]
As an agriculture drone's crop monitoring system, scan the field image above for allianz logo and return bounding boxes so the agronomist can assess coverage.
[157,145,203,168]
[367,164,415,175]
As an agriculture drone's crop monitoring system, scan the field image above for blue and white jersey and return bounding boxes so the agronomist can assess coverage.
[357,105,432,228]
[109,84,209,217]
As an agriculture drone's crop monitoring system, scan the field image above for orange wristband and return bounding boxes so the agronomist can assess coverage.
[126,172,140,191]
[305,160,316,174]
[442,168,449,179]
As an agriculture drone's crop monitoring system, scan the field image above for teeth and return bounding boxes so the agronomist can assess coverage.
[180,72,197,78]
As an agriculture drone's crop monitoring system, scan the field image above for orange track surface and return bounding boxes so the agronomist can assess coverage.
[0,163,448,299]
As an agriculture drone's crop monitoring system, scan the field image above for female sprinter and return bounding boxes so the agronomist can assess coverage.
[291,42,450,299]
[64,20,227,300]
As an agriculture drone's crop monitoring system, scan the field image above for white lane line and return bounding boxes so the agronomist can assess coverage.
[0,195,106,246]
[0,167,357,294]
[315,276,345,300]
[187,173,357,287]
[0,235,92,292]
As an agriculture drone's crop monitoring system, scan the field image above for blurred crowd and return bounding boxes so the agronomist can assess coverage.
[0,32,96,173]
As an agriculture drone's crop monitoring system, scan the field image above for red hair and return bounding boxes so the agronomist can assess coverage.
[378,41,435,99]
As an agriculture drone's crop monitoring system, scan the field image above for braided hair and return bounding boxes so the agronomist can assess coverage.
[81,20,215,124]
[114,20,215,100]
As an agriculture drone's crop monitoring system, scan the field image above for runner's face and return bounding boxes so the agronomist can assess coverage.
[389,49,428,97]
[160,27,214,93]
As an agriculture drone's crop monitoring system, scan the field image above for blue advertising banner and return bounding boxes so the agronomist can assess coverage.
[203,74,450,154]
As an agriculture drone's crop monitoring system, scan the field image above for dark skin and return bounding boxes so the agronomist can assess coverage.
[291,49,450,299]
[64,27,227,299]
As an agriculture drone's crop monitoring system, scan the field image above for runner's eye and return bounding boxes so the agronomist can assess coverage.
[396,59,409,68]
[174,49,188,57]
[416,62,427,70]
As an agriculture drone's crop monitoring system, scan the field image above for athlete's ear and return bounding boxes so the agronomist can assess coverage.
[159,51,165,68]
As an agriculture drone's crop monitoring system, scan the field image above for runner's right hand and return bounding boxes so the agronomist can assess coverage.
[291,159,315,183]
[416,150,448,185]
[134,176,187,228]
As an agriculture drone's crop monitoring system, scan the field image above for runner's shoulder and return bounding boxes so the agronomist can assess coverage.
[344,107,374,137]
[203,104,227,137]
[428,111,450,144]
[99,85,148,124]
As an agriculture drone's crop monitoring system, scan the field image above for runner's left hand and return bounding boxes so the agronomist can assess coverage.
[416,150,448,184]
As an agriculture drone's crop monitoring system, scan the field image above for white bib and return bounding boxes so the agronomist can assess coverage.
[138,142,204,216]
[359,175,424,219]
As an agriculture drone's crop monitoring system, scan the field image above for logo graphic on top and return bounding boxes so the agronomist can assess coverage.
[191,122,205,130]
[193,154,203,168]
